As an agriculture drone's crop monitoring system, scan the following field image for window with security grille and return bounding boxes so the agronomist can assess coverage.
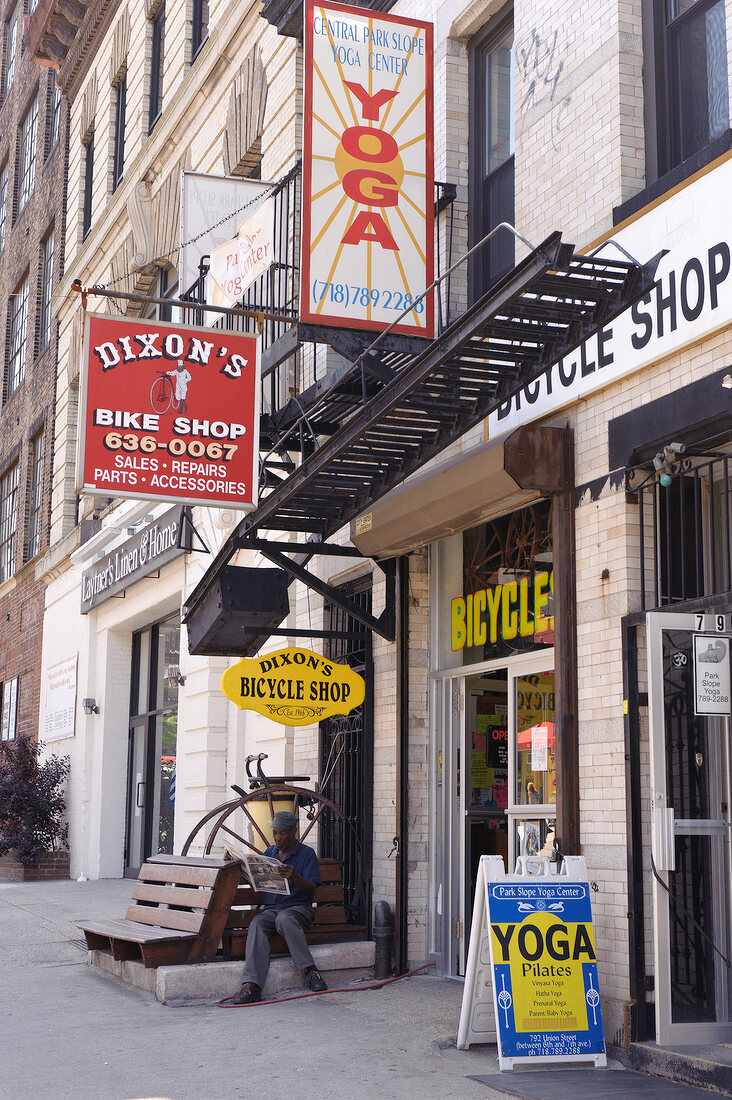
[27,434,44,560]
[18,97,39,216]
[0,465,19,583]
[40,230,55,350]
[0,162,8,252]
[7,275,29,397]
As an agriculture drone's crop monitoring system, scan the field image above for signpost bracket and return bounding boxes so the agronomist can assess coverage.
[178,506,210,554]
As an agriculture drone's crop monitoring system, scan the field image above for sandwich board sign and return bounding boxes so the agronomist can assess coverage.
[458,855,606,1069]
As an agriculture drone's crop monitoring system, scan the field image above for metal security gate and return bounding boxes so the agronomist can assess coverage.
[319,577,373,930]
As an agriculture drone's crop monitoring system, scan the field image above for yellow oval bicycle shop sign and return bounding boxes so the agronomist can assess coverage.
[221,646,366,726]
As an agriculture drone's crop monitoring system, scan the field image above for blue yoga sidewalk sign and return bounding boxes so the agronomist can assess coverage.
[458,855,607,1069]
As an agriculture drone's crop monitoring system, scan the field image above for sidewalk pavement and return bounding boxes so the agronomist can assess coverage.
[6,877,691,1100]
[0,875,512,1100]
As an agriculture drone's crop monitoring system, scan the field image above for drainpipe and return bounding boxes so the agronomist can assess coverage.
[394,554,409,973]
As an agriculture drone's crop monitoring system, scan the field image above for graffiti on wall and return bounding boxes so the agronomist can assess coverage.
[516,28,571,151]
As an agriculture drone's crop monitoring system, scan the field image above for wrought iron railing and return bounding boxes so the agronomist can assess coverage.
[626,447,732,610]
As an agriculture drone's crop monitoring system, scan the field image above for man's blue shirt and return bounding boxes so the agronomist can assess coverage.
[263,840,320,910]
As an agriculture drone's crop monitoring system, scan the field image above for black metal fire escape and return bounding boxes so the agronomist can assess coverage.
[183,213,664,656]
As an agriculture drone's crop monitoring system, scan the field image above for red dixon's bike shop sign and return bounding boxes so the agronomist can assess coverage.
[78,313,260,509]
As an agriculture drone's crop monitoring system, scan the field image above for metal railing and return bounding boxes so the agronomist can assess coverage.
[627,448,732,610]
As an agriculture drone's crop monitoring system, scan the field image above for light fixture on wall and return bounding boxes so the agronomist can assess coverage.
[166,665,186,687]
[82,698,100,715]
[653,441,686,487]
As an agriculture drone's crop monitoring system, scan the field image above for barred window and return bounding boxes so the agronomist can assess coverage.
[27,434,43,560]
[0,464,19,583]
[18,96,39,216]
[7,275,29,397]
[0,162,7,252]
[40,230,54,349]
[1,676,18,741]
[4,6,17,96]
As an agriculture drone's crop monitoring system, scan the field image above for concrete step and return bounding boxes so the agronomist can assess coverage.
[88,940,376,1005]
[624,1041,732,1097]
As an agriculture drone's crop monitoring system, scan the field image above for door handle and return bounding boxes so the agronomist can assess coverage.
[136,781,145,808]
[653,805,675,871]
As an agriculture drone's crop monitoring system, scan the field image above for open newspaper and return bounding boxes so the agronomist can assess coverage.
[225,837,290,895]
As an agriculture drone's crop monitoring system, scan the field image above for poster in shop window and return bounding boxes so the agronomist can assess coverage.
[301,0,434,337]
[77,313,260,510]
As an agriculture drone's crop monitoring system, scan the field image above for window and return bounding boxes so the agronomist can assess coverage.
[4,6,17,96]
[646,0,730,179]
[1,676,18,740]
[142,267,180,322]
[148,3,165,133]
[469,11,514,301]
[191,0,208,59]
[7,275,29,397]
[112,74,126,189]
[27,434,43,560]
[0,464,19,583]
[39,230,55,350]
[0,162,7,252]
[17,96,39,216]
[82,130,94,237]
[668,0,729,166]
[47,82,61,157]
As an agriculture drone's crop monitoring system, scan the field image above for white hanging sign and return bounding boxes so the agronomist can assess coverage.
[693,633,732,715]
[208,198,275,309]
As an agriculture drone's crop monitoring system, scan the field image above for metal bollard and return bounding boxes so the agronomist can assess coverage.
[373,899,394,979]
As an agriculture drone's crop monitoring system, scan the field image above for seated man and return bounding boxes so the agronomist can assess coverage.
[233,810,327,1004]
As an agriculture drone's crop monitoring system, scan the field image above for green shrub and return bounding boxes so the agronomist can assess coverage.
[0,738,70,864]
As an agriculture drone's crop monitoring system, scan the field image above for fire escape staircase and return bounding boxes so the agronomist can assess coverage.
[183,229,664,657]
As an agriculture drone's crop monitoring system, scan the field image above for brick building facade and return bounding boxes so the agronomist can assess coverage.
[0,0,68,745]
[24,0,732,1073]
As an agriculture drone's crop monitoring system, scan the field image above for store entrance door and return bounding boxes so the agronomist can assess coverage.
[647,612,732,1044]
[434,651,555,976]
[124,618,180,877]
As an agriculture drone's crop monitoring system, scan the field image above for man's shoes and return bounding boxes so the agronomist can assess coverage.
[305,966,327,992]
[231,982,261,1004]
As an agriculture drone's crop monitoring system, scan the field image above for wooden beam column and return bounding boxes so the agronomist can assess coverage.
[504,424,580,856]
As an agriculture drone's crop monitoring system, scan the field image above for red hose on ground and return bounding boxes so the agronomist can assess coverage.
[218,959,436,1007]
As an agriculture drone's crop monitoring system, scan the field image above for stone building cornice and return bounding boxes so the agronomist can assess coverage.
[24,0,122,102]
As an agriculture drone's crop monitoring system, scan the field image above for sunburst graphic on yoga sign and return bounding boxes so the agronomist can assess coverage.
[301,0,434,337]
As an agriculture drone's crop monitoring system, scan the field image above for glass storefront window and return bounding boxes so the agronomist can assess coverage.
[436,500,554,668]
[515,669,556,806]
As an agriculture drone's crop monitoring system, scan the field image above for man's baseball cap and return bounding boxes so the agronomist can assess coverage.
[271,810,298,830]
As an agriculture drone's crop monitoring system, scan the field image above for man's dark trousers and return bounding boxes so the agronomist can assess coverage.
[241,904,316,988]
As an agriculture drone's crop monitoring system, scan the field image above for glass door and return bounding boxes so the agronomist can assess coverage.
[125,617,180,876]
[647,611,732,1044]
[431,650,555,977]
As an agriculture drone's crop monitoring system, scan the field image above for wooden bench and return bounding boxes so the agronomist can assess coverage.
[77,855,242,969]
[221,856,368,959]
